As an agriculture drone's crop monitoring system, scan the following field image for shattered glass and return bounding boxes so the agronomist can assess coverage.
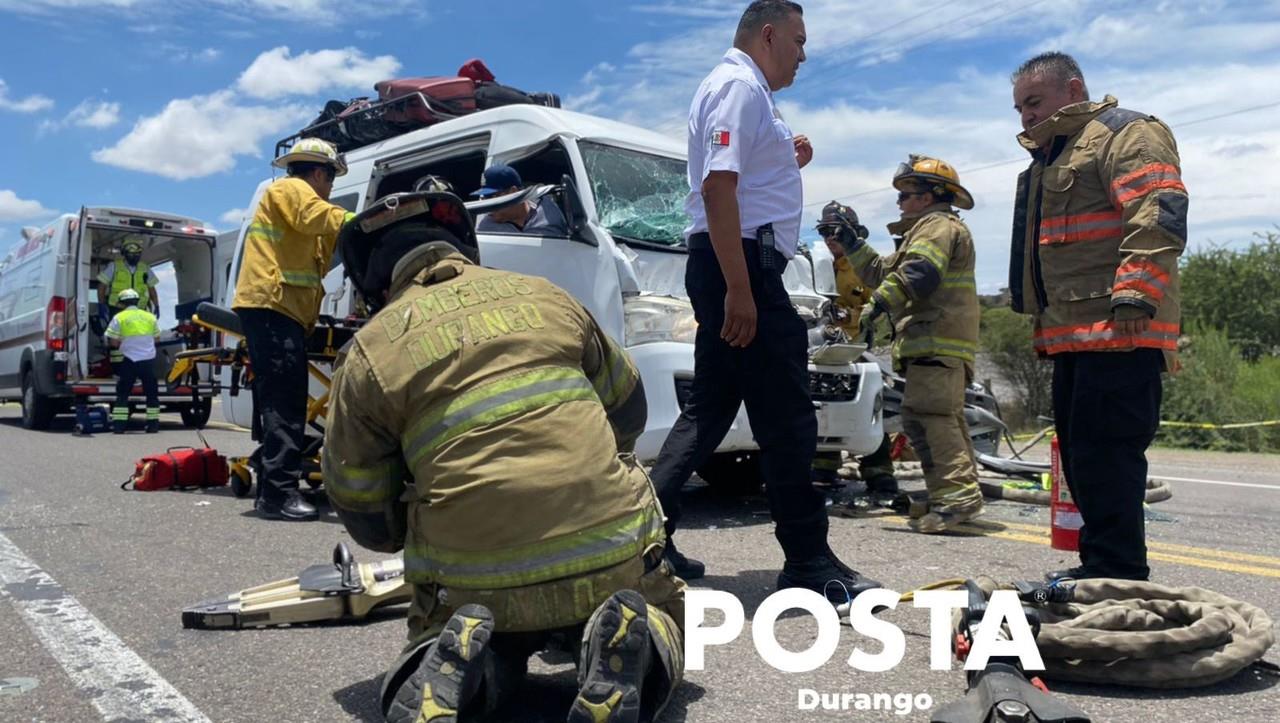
[579,142,689,246]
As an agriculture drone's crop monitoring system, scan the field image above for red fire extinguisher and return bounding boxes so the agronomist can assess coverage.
[1049,436,1081,551]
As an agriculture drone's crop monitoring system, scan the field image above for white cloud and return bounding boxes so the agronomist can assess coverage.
[92,90,309,180]
[0,0,419,24]
[40,99,122,133]
[0,78,54,114]
[219,208,249,226]
[235,46,401,100]
[0,190,55,222]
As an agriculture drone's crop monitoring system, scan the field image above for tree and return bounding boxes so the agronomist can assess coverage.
[980,307,1052,427]
[1180,233,1280,360]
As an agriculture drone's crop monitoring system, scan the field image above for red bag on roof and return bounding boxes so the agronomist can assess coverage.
[375,77,477,125]
[458,59,496,84]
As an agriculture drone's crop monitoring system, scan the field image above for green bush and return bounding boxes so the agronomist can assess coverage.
[1158,324,1280,452]
[1181,233,1280,360]
[980,307,1052,428]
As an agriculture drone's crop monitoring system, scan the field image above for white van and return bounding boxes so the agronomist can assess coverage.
[0,207,223,430]
[220,105,883,487]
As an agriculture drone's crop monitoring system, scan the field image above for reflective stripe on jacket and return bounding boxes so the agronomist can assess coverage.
[232,177,351,329]
[1008,95,1187,369]
[98,259,152,307]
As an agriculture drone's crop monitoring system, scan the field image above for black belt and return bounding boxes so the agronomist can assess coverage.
[687,230,787,272]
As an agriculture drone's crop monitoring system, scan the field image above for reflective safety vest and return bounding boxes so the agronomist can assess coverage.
[101,259,151,307]
[846,204,980,370]
[1009,95,1187,370]
[105,306,160,362]
[232,177,353,329]
[322,247,662,635]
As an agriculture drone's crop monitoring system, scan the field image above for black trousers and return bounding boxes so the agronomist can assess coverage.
[1052,348,1163,579]
[114,358,159,417]
[238,307,309,502]
[648,243,827,561]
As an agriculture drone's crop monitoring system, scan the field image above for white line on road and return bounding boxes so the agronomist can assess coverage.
[1152,474,1279,490]
[0,530,211,723]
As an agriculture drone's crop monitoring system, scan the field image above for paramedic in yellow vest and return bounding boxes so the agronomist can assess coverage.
[811,201,899,496]
[232,137,355,522]
[834,156,984,533]
[105,289,161,434]
[324,189,684,723]
[97,237,159,366]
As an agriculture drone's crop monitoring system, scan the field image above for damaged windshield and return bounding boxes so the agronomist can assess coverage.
[580,142,689,247]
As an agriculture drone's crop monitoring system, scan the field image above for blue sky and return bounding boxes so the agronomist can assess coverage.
[3,0,1280,294]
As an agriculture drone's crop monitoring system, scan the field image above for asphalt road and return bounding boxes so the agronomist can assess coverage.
[1,404,1277,722]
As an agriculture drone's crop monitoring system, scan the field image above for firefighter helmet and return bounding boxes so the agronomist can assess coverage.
[121,236,145,253]
[815,200,869,242]
[272,137,348,177]
[117,288,141,304]
[893,155,974,210]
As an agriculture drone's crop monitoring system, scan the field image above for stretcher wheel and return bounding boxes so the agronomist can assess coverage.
[230,467,253,498]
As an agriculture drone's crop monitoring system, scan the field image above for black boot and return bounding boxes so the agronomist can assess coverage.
[255,490,318,521]
[1045,564,1146,583]
[569,590,650,723]
[778,551,882,605]
[663,540,705,580]
[384,605,495,723]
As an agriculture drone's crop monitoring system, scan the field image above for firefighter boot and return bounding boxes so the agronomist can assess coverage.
[384,604,495,723]
[570,590,652,723]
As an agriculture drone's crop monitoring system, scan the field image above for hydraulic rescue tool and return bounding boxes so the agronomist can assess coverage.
[182,543,410,629]
[932,579,1091,723]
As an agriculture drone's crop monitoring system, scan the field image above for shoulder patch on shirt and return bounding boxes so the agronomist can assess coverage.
[710,129,731,146]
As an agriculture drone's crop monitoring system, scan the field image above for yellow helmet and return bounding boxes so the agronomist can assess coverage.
[272,137,348,177]
[121,236,145,253]
[893,154,973,210]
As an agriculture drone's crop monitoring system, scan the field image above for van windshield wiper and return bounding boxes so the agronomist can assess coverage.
[611,233,687,253]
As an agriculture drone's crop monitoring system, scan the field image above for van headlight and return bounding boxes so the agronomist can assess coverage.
[624,295,697,346]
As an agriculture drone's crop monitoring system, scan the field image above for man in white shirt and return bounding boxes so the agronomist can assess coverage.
[647,0,883,604]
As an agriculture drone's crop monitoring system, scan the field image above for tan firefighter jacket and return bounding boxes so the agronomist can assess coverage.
[845,203,980,370]
[232,177,353,329]
[1009,95,1187,370]
[832,255,873,337]
[322,244,665,634]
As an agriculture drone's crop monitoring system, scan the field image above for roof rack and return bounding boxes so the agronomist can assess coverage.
[273,91,469,159]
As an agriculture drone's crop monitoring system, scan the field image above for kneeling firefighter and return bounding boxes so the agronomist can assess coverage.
[831,156,984,533]
[323,187,684,723]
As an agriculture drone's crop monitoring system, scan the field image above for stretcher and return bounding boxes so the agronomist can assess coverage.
[168,302,361,497]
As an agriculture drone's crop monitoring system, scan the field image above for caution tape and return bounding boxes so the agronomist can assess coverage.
[1159,419,1280,430]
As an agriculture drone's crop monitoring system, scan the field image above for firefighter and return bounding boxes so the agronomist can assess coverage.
[105,289,160,434]
[834,157,984,533]
[232,137,354,522]
[1010,52,1187,582]
[97,236,159,367]
[323,189,684,723]
[812,201,900,495]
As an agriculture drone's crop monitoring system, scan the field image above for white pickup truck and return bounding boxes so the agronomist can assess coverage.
[218,104,883,489]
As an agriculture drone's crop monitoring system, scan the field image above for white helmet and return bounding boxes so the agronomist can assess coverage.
[118,289,141,304]
[272,137,348,177]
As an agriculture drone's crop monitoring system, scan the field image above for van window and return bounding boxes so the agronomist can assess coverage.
[331,193,359,212]
[579,142,689,247]
[374,150,488,199]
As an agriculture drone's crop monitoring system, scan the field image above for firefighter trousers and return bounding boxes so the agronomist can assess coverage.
[237,307,308,503]
[900,357,982,510]
[112,357,159,429]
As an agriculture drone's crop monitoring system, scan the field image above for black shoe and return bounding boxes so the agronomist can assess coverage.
[778,553,882,605]
[1045,565,1147,583]
[864,474,899,495]
[385,605,495,723]
[663,541,705,580]
[145,422,159,434]
[255,491,318,521]
[569,590,649,723]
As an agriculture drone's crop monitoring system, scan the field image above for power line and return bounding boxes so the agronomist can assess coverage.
[804,97,1280,209]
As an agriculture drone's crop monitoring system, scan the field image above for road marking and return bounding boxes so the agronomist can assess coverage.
[0,530,211,723]
[874,515,1280,579]
[1149,474,1279,491]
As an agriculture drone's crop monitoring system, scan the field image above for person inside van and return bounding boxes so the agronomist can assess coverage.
[96,237,160,367]
[471,163,568,236]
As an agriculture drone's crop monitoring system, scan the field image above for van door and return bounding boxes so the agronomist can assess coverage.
[72,207,91,381]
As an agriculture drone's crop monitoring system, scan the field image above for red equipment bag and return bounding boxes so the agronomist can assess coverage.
[375,77,477,125]
[122,445,229,491]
